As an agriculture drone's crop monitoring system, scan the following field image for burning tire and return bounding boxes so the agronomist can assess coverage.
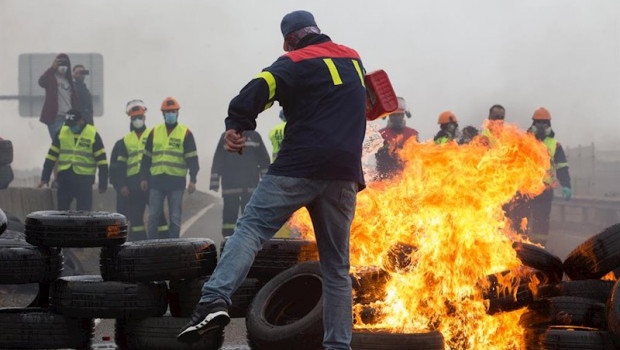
[605,279,620,338]
[221,237,318,282]
[524,326,615,349]
[563,223,620,280]
[116,316,224,350]
[0,244,62,284]
[246,261,324,350]
[513,242,563,283]
[520,296,607,330]
[351,266,390,304]
[25,211,127,248]
[100,238,217,282]
[351,329,445,349]
[51,275,167,319]
[0,307,93,349]
[484,270,558,314]
[168,276,262,318]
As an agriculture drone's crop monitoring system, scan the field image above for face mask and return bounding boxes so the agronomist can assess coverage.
[57,66,68,75]
[164,112,177,124]
[69,124,82,134]
[132,118,145,129]
[447,123,458,135]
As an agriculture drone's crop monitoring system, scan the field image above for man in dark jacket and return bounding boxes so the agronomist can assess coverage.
[38,109,108,210]
[210,130,270,237]
[38,53,79,140]
[72,65,94,125]
[178,11,366,350]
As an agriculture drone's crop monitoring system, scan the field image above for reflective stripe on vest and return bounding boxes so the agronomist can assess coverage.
[150,124,188,177]
[123,128,152,177]
[543,137,558,184]
[57,125,97,175]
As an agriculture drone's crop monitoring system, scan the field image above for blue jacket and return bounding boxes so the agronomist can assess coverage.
[226,34,366,189]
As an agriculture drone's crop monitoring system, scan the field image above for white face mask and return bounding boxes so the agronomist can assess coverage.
[132,118,145,129]
[57,66,68,75]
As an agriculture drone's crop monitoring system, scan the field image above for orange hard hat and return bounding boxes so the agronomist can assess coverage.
[532,107,551,120]
[437,111,457,124]
[126,99,147,117]
[161,97,180,111]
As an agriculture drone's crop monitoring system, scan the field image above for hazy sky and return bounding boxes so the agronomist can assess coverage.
[1,0,618,189]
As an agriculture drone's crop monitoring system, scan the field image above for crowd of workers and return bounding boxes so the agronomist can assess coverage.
[31,10,571,350]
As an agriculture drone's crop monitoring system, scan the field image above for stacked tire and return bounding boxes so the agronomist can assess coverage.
[0,139,13,189]
[520,223,620,349]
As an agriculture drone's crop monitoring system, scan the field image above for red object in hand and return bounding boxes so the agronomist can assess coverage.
[364,70,398,121]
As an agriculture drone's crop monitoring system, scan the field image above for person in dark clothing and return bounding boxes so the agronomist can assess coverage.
[178,11,366,350]
[459,125,479,145]
[375,96,417,179]
[38,109,108,210]
[72,65,94,125]
[38,53,79,140]
[139,97,199,240]
[110,99,166,241]
[524,107,571,244]
[210,130,270,237]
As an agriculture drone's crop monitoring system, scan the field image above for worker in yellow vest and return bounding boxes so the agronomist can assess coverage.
[523,107,571,244]
[110,99,166,241]
[139,97,199,239]
[39,109,108,210]
[433,111,459,144]
[480,104,505,146]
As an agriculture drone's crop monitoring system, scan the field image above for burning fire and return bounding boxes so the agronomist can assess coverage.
[291,121,551,350]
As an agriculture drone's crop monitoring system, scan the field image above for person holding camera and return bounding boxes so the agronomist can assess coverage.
[72,65,94,125]
[38,53,79,139]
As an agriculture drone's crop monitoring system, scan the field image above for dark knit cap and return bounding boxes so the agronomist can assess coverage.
[280,10,317,38]
[64,109,83,126]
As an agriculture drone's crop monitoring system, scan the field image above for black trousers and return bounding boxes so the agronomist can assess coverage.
[222,189,253,237]
[57,179,92,211]
[116,185,148,241]
[505,188,554,244]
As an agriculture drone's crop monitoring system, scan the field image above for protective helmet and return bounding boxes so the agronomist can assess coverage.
[161,97,180,111]
[126,99,147,117]
[532,107,551,120]
[437,111,457,124]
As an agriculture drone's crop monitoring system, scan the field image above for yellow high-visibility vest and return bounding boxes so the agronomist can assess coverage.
[150,124,188,177]
[123,128,152,177]
[57,125,97,175]
[269,121,286,161]
[543,137,558,185]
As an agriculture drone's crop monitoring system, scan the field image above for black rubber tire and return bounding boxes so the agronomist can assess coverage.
[605,279,620,337]
[484,270,558,314]
[524,326,615,350]
[0,164,14,190]
[4,211,24,233]
[521,296,607,329]
[238,238,318,282]
[513,242,563,283]
[0,307,93,349]
[351,329,445,349]
[246,261,324,350]
[116,316,224,350]
[564,223,620,280]
[550,280,616,304]
[51,275,167,319]
[0,208,6,235]
[101,238,217,282]
[0,140,13,166]
[0,245,62,284]
[351,266,390,304]
[169,276,262,318]
[25,210,127,248]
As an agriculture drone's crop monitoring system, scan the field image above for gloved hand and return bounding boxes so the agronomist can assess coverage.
[562,187,572,200]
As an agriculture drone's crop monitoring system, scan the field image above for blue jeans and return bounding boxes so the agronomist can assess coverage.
[147,188,183,239]
[201,175,357,350]
[47,116,65,140]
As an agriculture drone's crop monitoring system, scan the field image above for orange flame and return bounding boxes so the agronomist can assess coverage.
[291,121,550,350]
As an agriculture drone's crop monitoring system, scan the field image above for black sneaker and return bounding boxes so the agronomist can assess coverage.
[177,299,230,343]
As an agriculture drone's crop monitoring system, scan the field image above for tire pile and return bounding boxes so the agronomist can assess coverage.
[0,210,221,350]
[0,139,14,189]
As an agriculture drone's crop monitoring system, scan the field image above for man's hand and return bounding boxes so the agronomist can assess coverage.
[140,180,148,192]
[562,187,572,200]
[120,186,130,197]
[38,180,48,188]
[224,129,247,154]
[52,58,61,69]
[187,182,196,194]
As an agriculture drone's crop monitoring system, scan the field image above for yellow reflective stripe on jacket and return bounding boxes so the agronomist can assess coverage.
[150,124,188,178]
[352,60,365,87]
[323,58,343,85]
[256,71,276,110]
[50,145,60,153]
[124,128,152,177]
[543,137,558,184]
[184,150,198,158]
[57,125,97,175]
